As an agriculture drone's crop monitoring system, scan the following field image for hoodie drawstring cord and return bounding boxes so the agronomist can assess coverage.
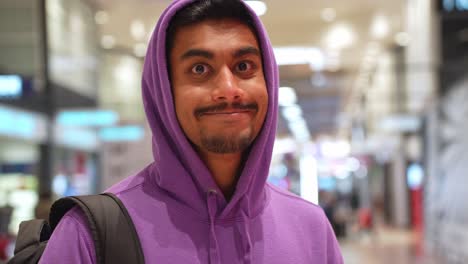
[240,197,253,264]
[207,190,221,264]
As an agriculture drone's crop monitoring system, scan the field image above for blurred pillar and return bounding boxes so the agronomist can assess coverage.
[403,0,439,231]
[406,0,441,252]
[405,0,439,112]
[37,0,54,198]
[390,148,409,228]
[423,106,439,251]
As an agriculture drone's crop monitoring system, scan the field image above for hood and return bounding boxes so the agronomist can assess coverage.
[141,0,279,219]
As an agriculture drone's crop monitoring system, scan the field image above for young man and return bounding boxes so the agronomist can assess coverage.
[40,0,343,263]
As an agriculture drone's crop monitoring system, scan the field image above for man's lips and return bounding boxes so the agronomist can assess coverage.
[201,109,252,115]
[199,110,253,123]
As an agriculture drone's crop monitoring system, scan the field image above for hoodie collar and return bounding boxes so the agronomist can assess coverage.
[141,0,279,219]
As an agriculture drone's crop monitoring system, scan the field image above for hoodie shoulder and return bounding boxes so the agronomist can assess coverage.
[40,207,96,263]
[265,182,332,232]
[105,163,152,195]
[266,182,324,215]
[265,183,344,263]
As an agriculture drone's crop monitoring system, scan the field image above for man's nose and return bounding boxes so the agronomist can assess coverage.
[211,66,243,102]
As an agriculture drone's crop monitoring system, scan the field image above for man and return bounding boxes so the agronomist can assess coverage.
[40,0,343,263]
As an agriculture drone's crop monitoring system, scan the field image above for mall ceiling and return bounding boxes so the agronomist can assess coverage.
[91,0,405,139]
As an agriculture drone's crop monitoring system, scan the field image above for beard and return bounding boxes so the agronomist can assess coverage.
[199,128,253,154]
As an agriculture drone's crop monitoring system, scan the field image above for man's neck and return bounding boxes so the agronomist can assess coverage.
[198,151,243,200]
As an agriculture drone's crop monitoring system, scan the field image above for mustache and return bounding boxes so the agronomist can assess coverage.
[194,102,258,117]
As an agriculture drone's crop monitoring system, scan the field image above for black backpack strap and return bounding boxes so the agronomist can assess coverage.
[49,193,145,264]
[8,219,51,263]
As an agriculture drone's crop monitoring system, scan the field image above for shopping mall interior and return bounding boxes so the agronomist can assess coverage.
[1,0,468,263]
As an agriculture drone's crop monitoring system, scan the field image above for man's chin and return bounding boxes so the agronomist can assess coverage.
[200,134,253,154]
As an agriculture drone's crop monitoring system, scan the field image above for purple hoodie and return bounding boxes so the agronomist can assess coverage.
[40,1,343,263]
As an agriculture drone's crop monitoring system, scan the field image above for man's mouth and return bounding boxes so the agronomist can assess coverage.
[202,110,252,115]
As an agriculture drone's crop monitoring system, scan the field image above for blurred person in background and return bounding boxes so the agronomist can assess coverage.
[319,191,337,232]
[39,0,343,263]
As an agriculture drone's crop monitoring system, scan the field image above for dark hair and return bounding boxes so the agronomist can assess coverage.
[166,0,258,58]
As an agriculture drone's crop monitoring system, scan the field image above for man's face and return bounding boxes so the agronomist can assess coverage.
[169,19,268,155]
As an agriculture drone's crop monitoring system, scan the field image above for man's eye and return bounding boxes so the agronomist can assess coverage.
[237,61,252,72]
[191,64,208,75]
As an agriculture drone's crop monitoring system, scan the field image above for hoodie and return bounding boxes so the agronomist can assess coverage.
[40,0,344,263]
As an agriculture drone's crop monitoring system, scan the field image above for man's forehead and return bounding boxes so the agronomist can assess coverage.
[171,19,261,59]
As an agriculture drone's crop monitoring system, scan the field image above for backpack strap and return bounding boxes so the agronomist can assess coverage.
[9,219,51,263]
[49,193,145,264]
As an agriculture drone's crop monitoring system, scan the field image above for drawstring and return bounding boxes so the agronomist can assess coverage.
[206,191,253,264]
[207,190,221,264]
[240,197,253,264]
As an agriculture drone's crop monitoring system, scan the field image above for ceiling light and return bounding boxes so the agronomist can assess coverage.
[395,32,410,46]
[324,23,355,50]
[274,47,325,70]
[321,8,336,22]
[320,140,351,159]
[130,20,146,40]
[101,35,115,49]
[244,1,267,16]
[114,57,140,84]
[95,11,109,25]
[371,15,390,39]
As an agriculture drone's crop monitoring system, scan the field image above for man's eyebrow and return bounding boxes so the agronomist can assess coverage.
[233,46,261,58]
[180,49,214,60]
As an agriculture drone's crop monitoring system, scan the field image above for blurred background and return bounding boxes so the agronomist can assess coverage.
[0,0,467,263]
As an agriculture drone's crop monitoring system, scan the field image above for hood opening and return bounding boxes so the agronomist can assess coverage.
[142,0,279,219]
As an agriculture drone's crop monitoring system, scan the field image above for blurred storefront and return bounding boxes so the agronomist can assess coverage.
[0,0,101,236]
[0,138,40,236]
[423,2,468,262]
